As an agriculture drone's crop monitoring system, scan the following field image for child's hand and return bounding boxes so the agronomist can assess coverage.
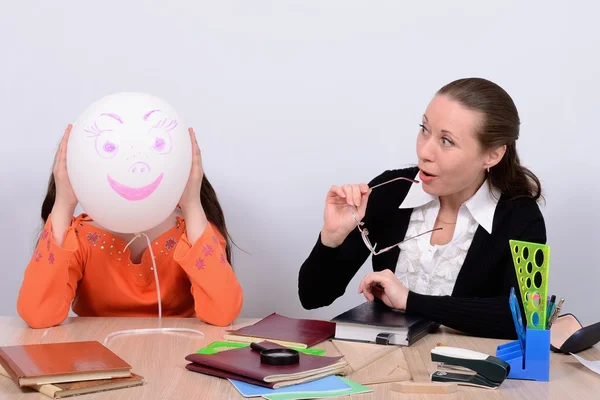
[179,128,204,213]
[179,128,208,244]
[53,125,78,211]
[49,125,78,246]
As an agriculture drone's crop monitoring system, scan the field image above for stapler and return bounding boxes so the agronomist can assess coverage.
[430,345,510,389]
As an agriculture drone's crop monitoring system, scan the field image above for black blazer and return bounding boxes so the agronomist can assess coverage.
[298,167,546,339]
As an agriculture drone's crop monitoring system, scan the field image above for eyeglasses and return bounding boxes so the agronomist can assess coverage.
[350,176,442,256]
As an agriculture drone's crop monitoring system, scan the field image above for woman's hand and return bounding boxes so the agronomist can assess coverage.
[358,269,409,310]
[320,183,370,247]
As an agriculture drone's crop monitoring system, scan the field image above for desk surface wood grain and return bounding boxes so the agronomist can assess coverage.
[0,316,598,400]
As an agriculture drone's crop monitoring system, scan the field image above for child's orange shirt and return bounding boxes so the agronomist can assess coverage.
[17,214,243,328]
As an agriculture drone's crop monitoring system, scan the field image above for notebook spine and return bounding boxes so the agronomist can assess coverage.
[0,348,25,386]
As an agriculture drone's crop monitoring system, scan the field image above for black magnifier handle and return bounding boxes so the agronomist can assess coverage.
[250,342,268,352]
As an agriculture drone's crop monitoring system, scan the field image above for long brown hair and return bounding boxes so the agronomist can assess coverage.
[40,174,233,263]
[437,78,542,201]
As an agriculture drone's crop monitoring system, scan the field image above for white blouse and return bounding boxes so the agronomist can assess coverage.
[394,174,500,296]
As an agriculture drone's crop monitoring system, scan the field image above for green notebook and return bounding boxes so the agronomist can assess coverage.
[196,341,327,356]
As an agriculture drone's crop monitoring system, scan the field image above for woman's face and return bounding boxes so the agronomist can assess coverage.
[416,94,496,197]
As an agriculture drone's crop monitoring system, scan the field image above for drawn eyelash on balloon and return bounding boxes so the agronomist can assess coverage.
[153,118,178,131]
[84,122,112,137]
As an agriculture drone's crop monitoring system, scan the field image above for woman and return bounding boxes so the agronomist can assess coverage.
[298,77,545,339]
[17,125,243,328]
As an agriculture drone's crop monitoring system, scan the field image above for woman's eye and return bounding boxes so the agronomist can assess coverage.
[441,137,454,146]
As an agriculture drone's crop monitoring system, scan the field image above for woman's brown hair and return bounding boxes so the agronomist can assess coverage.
[437,77,542,201]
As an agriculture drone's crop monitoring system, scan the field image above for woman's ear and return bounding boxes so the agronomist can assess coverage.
[484,144,507,169]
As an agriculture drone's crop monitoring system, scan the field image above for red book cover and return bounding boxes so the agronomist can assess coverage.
[185,341,346,389]
[225,314,336,347]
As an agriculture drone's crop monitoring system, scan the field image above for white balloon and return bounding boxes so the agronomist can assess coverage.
[67,92,192,233]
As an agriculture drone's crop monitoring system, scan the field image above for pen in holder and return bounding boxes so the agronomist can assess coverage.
[496,240,551,382]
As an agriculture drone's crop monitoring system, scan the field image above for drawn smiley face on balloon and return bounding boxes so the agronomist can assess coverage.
[67,93,192,233]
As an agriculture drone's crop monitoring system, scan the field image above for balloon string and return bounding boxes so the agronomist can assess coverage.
[37,231,203,346]
[124,233,162,322]
[99,233,203,346]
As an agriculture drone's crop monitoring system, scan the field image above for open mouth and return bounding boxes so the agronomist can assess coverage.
[419,169,438,183]
[107,173,164,201]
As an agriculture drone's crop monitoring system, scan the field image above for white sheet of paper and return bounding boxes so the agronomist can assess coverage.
[571,353,600,375]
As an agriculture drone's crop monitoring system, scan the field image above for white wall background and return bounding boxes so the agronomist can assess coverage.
[1,1,598,324]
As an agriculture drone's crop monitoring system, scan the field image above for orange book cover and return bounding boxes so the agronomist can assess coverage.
[0,341,132,387]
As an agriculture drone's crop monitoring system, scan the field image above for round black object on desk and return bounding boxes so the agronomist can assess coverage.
[250,342,300,366]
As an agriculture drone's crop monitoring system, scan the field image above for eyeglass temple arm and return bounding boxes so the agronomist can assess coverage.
[352,177,419,226]
[369,176,419,190]
[370,227,443,255]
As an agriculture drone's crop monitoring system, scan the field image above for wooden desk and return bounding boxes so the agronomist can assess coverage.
[0,316,598,399]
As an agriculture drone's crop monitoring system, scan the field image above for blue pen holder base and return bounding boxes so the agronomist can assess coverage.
[496,329,550,381]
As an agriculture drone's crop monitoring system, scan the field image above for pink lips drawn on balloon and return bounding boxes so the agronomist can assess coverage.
[107,173,164,201]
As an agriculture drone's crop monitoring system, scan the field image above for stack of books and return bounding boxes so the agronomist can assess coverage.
[0,341,143,398]
[186,340,348,389]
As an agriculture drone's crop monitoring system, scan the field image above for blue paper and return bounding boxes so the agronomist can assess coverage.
[229,376,350,397]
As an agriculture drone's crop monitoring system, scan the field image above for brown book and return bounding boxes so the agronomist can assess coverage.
[0,341,132,387]
[224,313,336,348]
[185,341,348,389]
[0,364,144,398]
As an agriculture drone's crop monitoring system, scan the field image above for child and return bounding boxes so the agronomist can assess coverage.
[17,125,243,328]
